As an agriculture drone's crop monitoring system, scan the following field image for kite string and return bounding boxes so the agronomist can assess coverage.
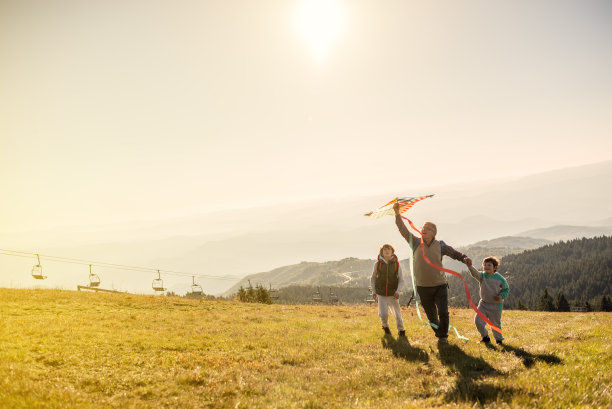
[402,216,503,334]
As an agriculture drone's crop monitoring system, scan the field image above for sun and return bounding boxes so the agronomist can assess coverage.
[293,0,347,64]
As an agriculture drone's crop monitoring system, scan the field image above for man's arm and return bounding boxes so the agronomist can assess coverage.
[442,242,470,264]
[393,203,420,247]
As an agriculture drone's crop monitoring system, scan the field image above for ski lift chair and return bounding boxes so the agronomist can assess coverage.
[268,284,279,300]
[191,276,203,295]
[88,265,100,287]
[365,286,375,305]
[329,288,339,304]
[152,270,166,292]
[312,287,323,304]
[31,254,46,280]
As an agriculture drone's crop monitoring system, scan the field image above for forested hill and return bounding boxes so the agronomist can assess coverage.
[447,236,612,309]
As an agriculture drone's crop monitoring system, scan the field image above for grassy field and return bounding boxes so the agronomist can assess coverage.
[0,289,610,408]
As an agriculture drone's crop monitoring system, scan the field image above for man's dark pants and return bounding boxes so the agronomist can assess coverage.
[416,284,449,338]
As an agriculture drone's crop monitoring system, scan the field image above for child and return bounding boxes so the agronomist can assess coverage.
[466,256,509,344]
[370,244,406,337]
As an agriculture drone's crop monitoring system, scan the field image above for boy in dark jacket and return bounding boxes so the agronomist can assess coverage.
[370,244,406,336]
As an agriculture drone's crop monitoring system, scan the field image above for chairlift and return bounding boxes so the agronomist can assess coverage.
[31,254,46,280]
[88,264,100,287]
[365,286,375,305]
[312,286,323,304]
[329,287,339,305]
[268,284,279,300]
[191,276,203,295]
[152,270,166,292]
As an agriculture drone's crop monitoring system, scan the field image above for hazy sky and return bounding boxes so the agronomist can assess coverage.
[2,0,611,233]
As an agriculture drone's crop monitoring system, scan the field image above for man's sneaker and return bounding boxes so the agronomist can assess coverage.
[398,330,406,337]
[382,326,391,334]
[480,336,491,344]
[496,339,503,345]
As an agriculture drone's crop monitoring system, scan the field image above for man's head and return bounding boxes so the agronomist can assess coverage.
[379,243,395,259]
[483,256,500,274]
[421,222,437,242]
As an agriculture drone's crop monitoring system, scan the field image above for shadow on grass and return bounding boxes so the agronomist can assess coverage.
[500,344,562,368]
[438,343,522,405]
[381,334,429,363]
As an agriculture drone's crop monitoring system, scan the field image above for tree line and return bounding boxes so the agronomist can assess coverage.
[448,236,612,311]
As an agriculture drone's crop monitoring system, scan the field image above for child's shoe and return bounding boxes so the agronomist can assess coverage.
[480,336,491,344]
[398,330,406,337]
[382,326,391,334]
[495,339,503,345]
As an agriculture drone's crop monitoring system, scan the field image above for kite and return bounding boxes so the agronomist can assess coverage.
[364,195,434,218]
[367,195,503,340]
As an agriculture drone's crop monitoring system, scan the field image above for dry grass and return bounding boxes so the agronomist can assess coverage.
[0,288,610,408]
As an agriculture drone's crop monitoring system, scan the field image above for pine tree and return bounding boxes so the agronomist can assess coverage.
[237,286,247,302]
[585,300,593,312]
[600,295,612,312]
[255,285,273,304]
[517,300,527,310]
[246,281,256,302]
[556,293,570,312]
[538,289,556,311]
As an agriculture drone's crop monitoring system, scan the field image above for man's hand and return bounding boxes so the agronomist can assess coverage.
[373,294,378,301]
[463,256,472,266]
[393,202,400,215]
[494,295,502,302]
[394,292,400,299]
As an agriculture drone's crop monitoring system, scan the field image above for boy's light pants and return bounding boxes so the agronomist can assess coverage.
[377,295,404,331]
[474,300,503,341]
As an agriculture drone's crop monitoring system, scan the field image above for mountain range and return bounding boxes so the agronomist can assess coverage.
[1,160,611,295]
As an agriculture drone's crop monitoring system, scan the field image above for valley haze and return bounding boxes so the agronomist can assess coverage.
[1,161,611,296]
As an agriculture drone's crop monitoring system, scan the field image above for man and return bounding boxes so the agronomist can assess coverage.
[393,202,471,343]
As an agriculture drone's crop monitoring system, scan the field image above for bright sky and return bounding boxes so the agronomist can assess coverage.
[1,0,611,233]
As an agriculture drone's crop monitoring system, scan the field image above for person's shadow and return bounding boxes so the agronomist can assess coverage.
[437,343,522,404]
[381,334,429,363]
[500,344,562,368]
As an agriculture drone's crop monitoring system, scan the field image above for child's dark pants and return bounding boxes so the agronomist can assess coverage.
[417,284,449,338]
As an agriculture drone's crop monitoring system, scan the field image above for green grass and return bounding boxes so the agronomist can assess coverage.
[0,289,610,408]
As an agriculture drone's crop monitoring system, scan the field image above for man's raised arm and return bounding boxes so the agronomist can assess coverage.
[393,202,420,246]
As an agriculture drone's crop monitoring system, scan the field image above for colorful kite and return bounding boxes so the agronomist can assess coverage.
[364,195,434,218]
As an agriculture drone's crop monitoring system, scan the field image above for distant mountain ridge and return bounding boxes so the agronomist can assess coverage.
[515,225,612,242]
[223,235,555,296]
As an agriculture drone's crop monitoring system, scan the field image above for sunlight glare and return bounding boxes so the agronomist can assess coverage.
[293,0,347,64]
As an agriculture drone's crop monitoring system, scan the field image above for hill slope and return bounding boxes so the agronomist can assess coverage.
[447,236,612,309]
[1,289,610,408]
[225,236,551,297]
[497,236,612,308]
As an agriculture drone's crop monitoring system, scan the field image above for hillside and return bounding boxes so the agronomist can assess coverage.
[497,236,612,308]
[225,236,550,297]
[1,289,610,408]
[223,257,403,296]
[447,236,612,310]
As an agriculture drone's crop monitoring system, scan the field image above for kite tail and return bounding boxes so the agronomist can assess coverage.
[402,216,502,335]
